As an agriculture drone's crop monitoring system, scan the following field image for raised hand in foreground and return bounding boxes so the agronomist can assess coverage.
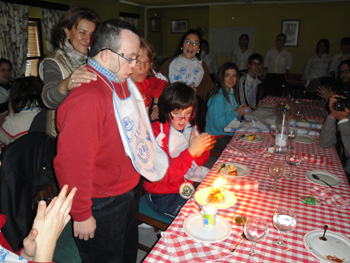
[21,185,77,262]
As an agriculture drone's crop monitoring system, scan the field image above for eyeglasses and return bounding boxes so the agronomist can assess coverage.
[135,60,151,68]
[184,40,199,46]
[169,112,194,121]
[101,48,139,64]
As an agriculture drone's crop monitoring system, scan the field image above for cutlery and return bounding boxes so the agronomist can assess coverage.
[312,174,333,188]
[236,134,245,141]
[319,225,328,241]
[231,216,247,252]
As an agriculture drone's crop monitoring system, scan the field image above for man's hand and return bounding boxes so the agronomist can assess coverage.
[329,95,350,121]
[74,216,96,241]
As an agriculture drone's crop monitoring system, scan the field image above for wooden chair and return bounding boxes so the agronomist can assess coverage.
[138,194,173,252]
[285,73,305,98]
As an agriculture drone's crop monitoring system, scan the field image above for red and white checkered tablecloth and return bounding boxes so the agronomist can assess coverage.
[144,99,350,263]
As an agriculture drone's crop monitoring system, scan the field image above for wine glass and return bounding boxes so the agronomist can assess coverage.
[288,128,297,150]
[244,217,269,262]
[268,163,286,192]
[293,101,302,121]
[272,208,297,250]
[285,150,301,179]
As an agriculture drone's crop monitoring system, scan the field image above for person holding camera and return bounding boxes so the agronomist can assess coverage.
[319,94,350,182]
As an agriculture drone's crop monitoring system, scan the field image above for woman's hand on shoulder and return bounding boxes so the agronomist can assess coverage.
[188,131,215,158]
[59,65,97,95]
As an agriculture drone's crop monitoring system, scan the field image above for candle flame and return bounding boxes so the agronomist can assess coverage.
[213,177,226,189]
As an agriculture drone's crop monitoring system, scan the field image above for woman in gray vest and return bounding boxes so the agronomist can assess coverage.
[39,7,100,109]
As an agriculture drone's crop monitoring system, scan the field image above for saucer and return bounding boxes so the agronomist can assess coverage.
[183,214,231,243]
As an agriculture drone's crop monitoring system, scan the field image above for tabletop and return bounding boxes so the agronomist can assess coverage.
[144,97,350,263]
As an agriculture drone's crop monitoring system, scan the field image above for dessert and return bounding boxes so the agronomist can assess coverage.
[247,134,257,141]
[226,164,238,176]
[208,188,225,203]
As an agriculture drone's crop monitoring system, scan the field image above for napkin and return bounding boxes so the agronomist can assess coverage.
[302,153,333,165]
[224,118,270,133]
[270,124,320,136]
[226,180,259,192]
[290,120,322,130]
[308,186,350,209]
[161,232,231,263]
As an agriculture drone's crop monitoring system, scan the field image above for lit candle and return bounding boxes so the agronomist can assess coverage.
[213,177,226,190]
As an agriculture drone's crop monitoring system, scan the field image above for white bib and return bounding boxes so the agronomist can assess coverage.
[163,123,209,183]
[112,78,169,182]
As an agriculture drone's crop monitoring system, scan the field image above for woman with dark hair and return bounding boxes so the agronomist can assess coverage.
[304,38,333,97]
[231,34,253,72]
[206,62,251,138]
[143,82,214,218]
[159,29,214,102]
[0,77,44,145]
[130,37,167,120]
[0,59,13,115]
[39,6,101,109]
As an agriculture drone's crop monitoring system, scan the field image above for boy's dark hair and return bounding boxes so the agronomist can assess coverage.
[248,53,263,65]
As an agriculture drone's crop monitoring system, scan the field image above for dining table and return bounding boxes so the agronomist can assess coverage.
[143,96,350,263]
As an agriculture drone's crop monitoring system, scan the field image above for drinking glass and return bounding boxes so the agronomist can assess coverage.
[272,208,297,250]
[270,127,277,139]
[288,128,297,150]
[268,163,286,192]
[285,150,301,179]
[293,101,302,121]
[244,217,269,262]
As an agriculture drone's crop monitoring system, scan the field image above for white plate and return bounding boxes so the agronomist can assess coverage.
[183,214,232,243]
[305,170,341,187]
[217,162,250,178]
[295,135,316,144]
[304,230,350,262]
[195,187,237,209]
[240,134,263,142]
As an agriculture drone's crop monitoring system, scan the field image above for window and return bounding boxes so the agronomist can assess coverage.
[25,18,43,77]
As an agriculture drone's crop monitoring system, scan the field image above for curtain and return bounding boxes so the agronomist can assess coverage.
[40,8,65,53]
[0,2,28,79]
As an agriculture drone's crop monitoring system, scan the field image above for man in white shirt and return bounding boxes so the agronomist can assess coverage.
[200,40,218,83]
[263,33,293,97]
[329,37,350,78]
[239,53,263,109]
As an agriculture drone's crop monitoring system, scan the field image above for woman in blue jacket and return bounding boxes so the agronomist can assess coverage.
[205,62,250,149]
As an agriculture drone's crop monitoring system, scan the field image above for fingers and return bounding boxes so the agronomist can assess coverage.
[36,200,48,219]
[67,66,97,91]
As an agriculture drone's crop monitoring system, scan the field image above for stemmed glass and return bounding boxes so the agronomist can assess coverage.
[268,163,286,192]
[288,128,297,150]
[244,217,269,262]
[285,150,302,179]
[272,208,297,250]
[293,101,302,121]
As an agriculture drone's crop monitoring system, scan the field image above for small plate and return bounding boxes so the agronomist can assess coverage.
[217,162,250,178]
[305,170,341,187]
[240,134,263,142]
[195,187,237,209]
[295,135,316,144]
[184,214,232,243]
[304,230,350,262]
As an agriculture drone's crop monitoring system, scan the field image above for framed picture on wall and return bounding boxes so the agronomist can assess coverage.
[151,18,160,32]
[171,20,188,34]
[281,20,300,47]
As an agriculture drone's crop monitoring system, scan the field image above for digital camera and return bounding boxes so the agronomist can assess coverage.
[333,95,350,111]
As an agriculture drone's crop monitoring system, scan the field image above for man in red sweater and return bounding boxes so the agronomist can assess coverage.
[54,20,142,263]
